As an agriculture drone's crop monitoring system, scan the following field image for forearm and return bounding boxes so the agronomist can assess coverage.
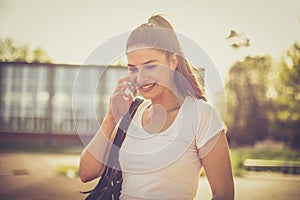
[211,188,235,200]
[79,115,117,182]
[84,116,116,163]
[202,132,235,200]
[79,76,133,182]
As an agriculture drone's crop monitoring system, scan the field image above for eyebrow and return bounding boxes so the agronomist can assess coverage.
[127,59,158,67]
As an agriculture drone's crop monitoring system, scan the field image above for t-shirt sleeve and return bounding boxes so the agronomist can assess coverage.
[195,102,226,159]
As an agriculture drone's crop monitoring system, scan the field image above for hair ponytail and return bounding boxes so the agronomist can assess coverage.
[147,15,173,30]
[126,14,207,101]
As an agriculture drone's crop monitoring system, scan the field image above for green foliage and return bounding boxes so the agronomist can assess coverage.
[226,30,250,50]
[273,42,300,149]
[225,55,274,146]
[225,41,300,149]
[0,37,52,63]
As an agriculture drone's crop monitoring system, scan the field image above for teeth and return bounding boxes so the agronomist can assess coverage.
[141,83,154,89]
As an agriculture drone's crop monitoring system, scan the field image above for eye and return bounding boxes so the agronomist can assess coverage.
[144,65,157,70]
[128,67,138,73]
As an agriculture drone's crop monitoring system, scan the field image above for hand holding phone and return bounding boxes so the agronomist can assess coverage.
[108,77,136,122]
[125,82,137,100]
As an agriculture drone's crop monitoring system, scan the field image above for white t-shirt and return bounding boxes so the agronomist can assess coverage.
[119,97,225,200]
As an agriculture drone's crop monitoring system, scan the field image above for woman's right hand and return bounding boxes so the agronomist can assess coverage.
[106,76,135,123]
[80,77,135,183]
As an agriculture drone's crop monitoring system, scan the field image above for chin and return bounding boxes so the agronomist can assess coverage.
[140,93,155,100]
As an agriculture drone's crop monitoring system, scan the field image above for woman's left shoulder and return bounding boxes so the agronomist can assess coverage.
[185,97,215,113]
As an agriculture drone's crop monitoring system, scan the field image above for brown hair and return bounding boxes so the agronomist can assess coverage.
[126,14,206,101]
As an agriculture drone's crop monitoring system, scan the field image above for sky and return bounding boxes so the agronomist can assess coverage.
[0,0,300,80]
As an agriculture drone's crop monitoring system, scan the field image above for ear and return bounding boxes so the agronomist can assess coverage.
[169,53,178,70]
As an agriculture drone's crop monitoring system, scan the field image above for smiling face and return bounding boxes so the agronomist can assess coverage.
[127,48,177,102]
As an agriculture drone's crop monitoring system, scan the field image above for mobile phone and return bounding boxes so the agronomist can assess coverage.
[125,82,137,100]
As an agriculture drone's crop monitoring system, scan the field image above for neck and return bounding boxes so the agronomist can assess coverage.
[150,89,183,112]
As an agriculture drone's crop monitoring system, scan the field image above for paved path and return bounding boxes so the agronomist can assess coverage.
[0,152,299,200]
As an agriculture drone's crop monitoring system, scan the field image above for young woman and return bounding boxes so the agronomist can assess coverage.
[79,15,234,200]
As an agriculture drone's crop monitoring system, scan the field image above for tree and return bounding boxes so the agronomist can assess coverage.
[225,55,274,146]
[226,30,250,51]
[274,42,300,149]
[0,37,52,63]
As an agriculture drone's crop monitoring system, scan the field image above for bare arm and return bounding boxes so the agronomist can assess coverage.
[78,116,117,183]
[201,131,235,200]
[79,76,134,183]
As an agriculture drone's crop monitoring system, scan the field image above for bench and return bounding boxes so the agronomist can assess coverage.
[243,159,300,174]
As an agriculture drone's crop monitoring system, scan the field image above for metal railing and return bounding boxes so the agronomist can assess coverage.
[0,62,127,137]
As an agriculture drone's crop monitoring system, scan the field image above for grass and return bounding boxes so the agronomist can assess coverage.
[2,142,299,178]
[56,164,79,179]
[0,143,83,154]
[55,146,300,178]
[230,146,300,176]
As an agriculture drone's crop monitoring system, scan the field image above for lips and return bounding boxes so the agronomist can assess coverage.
[139,83,157,92]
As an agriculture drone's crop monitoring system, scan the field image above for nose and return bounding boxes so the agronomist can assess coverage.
[136,68,147,85]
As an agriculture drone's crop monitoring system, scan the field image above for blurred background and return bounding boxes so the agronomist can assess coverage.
[0,0,300,199]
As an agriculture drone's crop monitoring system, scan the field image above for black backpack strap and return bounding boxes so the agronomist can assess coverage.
[80,98,144,195]
[113,98,144,147]
[105,98,144,169]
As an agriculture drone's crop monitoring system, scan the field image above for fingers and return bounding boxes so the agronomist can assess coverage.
[108,76,136,122]
[114,77,136,97]
[112,88,129,100]
[112,76,136,104]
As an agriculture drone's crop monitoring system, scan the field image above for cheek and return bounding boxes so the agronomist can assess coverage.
[154,67,174,86]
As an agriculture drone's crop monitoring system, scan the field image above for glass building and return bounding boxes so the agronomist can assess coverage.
[0,62,204,145]
[0,62,127,145]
